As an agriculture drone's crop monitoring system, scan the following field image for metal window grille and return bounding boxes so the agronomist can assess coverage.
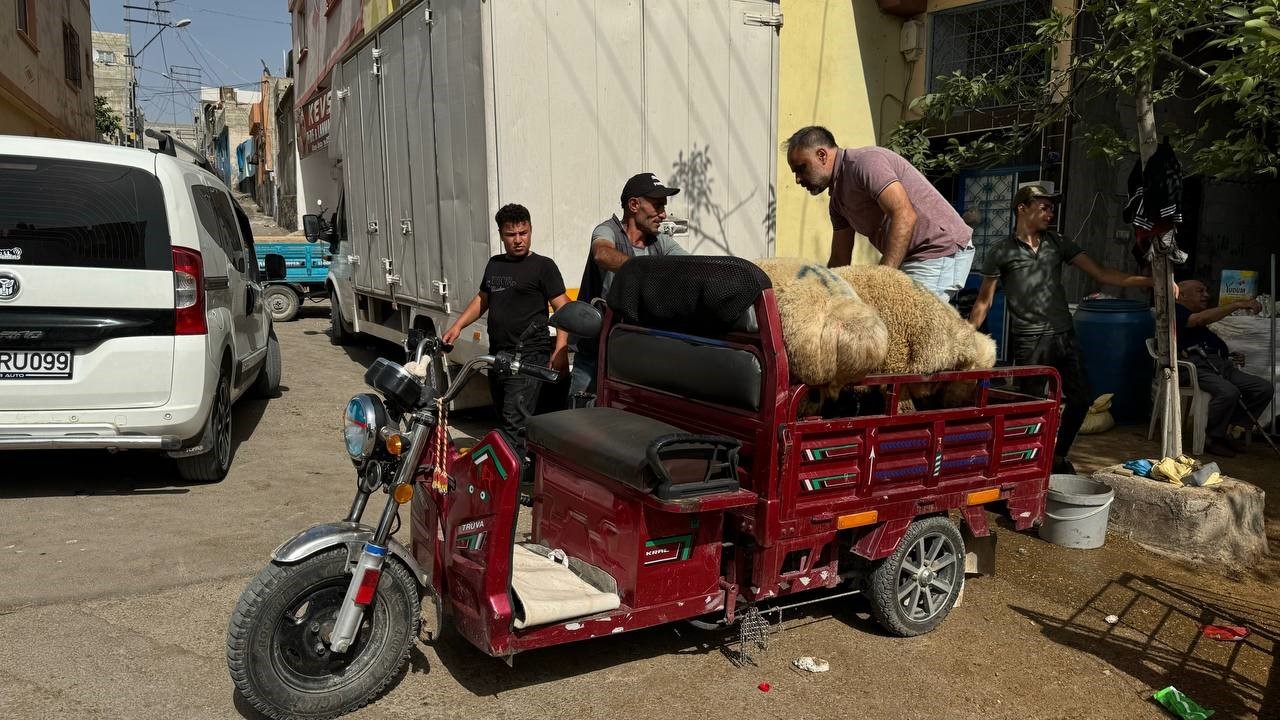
[63,23,82,87]
[928,0,1051,105]
[958,167,1043,267]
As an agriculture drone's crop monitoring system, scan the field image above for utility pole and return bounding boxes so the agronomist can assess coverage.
[123,2,192,144]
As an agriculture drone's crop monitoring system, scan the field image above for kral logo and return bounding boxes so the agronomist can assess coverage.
[643,545,680,565]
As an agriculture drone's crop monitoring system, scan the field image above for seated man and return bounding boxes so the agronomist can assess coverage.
[570,173,688,398]
[1175,280,1273,457]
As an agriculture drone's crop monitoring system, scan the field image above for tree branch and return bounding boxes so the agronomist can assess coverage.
[1159,50,1210,80]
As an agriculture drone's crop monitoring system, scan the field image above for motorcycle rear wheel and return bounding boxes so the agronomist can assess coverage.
[227,548,420,720]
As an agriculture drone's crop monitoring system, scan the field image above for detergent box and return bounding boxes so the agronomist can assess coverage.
[1220,270,1258,315]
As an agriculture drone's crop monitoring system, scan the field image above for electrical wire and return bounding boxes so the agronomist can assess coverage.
[159,25,174,124]
[187,30,253,84]
[1069,191,1104,243]
[174,30,222,87]
[169,2,291,26]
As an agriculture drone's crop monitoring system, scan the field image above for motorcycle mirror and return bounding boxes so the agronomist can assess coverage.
[262,253,287,281]
[302,214,323,244]
[549,301,603,339]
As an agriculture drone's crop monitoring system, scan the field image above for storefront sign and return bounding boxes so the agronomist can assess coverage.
[299,92,331,158]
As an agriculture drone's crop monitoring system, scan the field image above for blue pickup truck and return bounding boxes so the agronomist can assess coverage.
[254,242,331,322]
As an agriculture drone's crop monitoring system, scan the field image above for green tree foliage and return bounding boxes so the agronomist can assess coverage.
[95,95,123,139]
[890,2,1280,179]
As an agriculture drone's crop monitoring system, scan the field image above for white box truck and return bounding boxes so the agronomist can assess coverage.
[321,0,781,402]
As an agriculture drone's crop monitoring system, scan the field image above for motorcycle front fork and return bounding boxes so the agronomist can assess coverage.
[329,423,432,653]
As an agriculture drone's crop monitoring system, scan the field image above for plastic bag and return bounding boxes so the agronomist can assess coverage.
[1078,393,1116,435]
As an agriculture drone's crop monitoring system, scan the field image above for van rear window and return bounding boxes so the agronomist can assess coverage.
[0,155,171,271]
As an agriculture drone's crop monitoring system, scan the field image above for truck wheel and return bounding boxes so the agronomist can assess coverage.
[865,516,964,637]
[264,285,300,323]
[227,549,420,720]
[175,371,233,483]
[330,288,353,346]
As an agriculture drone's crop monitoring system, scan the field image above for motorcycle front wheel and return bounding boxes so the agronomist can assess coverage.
[227,548,421,720]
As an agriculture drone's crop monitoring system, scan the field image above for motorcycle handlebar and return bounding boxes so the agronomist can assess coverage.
[435,352,556,409]
[440,354,496,406]
[513,360,560,383]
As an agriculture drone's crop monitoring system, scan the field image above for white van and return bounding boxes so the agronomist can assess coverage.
[0,136,283,482]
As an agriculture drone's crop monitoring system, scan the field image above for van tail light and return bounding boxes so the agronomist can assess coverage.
[172,247,207,336]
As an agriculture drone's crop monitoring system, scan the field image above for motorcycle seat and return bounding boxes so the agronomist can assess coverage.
[526,406,740,500]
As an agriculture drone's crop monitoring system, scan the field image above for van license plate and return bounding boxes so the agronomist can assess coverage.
[0,350,73,379]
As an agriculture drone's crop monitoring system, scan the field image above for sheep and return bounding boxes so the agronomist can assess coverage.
[832,264,996,405]
[753,258,888,395]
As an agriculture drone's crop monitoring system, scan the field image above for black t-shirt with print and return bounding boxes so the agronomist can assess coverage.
[480,252,565,353]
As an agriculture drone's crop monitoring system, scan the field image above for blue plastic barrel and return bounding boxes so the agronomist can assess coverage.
[961,272,1008,362]
[1072,299,1155,422]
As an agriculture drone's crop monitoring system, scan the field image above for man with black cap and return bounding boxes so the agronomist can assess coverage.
[570,173,689,397]
[969,183,1157,473]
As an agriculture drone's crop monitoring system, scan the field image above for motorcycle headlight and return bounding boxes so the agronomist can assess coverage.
[343,393,387,460]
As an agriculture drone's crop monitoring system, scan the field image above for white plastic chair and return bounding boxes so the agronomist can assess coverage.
[1146,338,1210,455]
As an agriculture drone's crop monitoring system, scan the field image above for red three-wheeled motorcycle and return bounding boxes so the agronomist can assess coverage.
[227,256,1060,720]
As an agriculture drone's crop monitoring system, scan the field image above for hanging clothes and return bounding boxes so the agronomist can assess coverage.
[1124,138,1188,264]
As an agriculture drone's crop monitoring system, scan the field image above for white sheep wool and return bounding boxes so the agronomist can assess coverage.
[754,259,998,407]
[753,258,888,394]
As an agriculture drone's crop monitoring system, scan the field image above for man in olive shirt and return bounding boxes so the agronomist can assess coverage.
[969,184,1155,473]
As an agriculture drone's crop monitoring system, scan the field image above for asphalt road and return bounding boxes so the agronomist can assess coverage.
[1,310,1273,719]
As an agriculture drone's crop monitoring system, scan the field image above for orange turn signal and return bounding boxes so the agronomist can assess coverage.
[392,482,415,504]
[385,433,405,456]
[837,510,878,529]
[966,488,1000,505]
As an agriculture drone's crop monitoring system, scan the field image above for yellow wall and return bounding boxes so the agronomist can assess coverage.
[362,0,406,32]
[775,1,908,264]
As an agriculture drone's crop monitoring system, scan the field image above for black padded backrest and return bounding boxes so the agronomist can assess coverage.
[607,327,762,412]
[606,255,770,335]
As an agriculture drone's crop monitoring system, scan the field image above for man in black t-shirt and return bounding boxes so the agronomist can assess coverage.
[442,204,570,457]
[1175,279,1272,457]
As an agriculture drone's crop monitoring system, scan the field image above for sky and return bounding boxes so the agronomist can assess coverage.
[90,0,292,125]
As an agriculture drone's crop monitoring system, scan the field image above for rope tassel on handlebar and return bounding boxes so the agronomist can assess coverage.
[430,397,450,494]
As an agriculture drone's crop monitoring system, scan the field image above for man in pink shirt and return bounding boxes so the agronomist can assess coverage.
[785,126,975,301]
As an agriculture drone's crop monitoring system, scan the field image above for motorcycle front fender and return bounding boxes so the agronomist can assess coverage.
[272,521,428,586]
[270,521,445,646]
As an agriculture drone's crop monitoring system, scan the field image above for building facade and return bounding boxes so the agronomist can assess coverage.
[248,74,293,215]
[274,82,298,231]
[1,0,96,140]
[287,0,364,228]
[200,86,259,189]
[90,30,133,145]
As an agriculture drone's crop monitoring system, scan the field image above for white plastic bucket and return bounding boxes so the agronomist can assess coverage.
[1038,474,1114,549]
